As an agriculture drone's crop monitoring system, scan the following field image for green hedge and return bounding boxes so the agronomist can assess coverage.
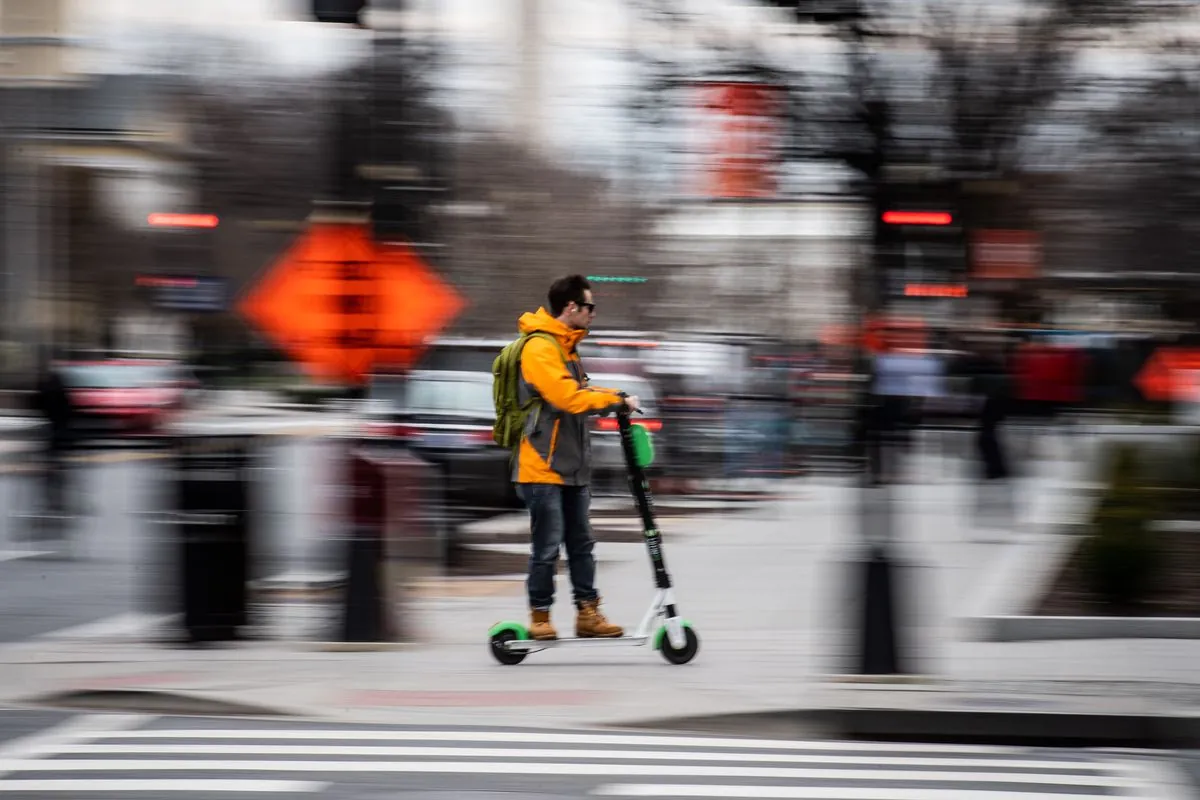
[1080,443,1163,610]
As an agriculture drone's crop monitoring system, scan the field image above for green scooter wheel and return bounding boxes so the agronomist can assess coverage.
[488,623,529,665]
[658,625,700,665]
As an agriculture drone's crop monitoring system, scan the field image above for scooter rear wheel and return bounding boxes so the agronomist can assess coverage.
[490,629,527,665]
[659,626,700,665]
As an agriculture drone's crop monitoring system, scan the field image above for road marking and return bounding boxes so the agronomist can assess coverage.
[0,714,152,781]
[590,787,1116,800]
[57,743,1132,772]
[94,729,1036,753]
[0,761,1130,784]
[0,550,55,563]
[0,779,325,793]
[1117,756,1195,800]
[37,614,176,641]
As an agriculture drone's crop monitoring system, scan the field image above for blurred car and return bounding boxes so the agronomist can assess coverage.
[577,338,655,379]
[407,337,512,373]
[59,359,199,439]
[364,369,520,516]
[585,372,665,491]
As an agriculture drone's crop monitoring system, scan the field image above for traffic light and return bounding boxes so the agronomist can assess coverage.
[372,184,433,245]
[312,0,365,24]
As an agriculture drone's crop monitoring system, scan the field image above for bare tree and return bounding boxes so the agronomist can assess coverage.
[632,0,1190,316]
[440,134,665,335]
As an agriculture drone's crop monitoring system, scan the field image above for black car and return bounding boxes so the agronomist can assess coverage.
[364,370,519,517]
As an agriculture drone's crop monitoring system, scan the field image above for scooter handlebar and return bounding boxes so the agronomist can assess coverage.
[615,391,643,417]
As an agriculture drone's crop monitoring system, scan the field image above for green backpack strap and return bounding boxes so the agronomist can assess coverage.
[516,331,567,420]
[493,331,568,453]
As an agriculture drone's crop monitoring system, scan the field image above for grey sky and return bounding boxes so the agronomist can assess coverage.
[66,0,1192,191]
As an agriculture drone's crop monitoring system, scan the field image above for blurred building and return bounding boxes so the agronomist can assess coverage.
[650,197,867,342]
[0,0,196,375]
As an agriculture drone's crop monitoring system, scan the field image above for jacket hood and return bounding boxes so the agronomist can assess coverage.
[517,307,587,351]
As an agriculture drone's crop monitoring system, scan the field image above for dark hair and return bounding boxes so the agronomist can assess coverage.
[547,274,591,317]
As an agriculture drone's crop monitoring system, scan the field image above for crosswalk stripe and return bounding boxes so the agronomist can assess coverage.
[0,760,1130,784]
[0,715,152,775]
[93,729,1038,754]
[1,717,1171,800]
[0,779,325,794]
[590,787,1118,800]
[57,743,1132,772]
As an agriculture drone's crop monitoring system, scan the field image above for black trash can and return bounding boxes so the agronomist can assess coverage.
[172,434,254,644]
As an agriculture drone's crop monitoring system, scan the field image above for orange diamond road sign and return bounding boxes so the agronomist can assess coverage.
[238,222,465,383]
[1135,348,1200,402]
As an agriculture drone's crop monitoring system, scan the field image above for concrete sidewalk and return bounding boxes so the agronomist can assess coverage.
[2,453,1198,738]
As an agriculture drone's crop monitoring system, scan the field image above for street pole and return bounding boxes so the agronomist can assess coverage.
[828,4,905,677]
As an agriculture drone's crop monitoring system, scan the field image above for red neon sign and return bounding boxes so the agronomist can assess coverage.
[904,283,968,298]
[148,213,219,228]
[882,211,952,226]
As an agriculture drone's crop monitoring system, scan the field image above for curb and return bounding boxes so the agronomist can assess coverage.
[963,520,1200,642]
[616,705,1200,748]
[983,615,1200,642]
[960,525,1080,642]
[14,688,309,719]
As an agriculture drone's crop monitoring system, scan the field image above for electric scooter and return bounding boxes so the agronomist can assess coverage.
[488,400,699,665]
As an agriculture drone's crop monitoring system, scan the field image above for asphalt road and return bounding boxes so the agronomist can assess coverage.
[0,710,1192,799]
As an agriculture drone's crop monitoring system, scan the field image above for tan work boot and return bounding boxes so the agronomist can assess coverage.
[576,598,623,638]
[530,609,557,640]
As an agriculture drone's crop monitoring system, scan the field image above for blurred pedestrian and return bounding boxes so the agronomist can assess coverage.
[30,352,75,515]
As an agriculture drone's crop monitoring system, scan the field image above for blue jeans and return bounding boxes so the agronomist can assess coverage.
[517,483,598,611]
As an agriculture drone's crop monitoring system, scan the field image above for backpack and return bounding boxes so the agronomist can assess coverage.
[491,331,567,449]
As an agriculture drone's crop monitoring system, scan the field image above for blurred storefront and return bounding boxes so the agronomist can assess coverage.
[0,0,196,380]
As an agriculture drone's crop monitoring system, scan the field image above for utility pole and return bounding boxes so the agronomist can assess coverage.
[517,0,544,154]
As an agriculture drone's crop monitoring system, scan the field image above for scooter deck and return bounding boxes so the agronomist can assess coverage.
[504,635,649,651]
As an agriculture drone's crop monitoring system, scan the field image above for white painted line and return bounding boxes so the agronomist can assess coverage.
[0,761,1127,784]
[1114,756,1197,800]
[94,730,1031,754]
[0,550,55,563]
[38,613,176,641]
[0,714,153,780]
[590,786,1114,800]
[58,744,1129,772]
[0,779,325,793]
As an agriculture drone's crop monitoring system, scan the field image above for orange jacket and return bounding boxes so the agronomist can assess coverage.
[513,308,624,485]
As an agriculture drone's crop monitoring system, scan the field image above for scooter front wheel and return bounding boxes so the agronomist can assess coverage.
[490,629,528,665]
[659,626,700,665]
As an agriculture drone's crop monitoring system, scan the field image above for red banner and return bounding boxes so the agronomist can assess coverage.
[690,81,785,199]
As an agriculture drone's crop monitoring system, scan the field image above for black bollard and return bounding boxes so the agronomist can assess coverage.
[851,409,906,676]
[337,442,395,642]
[858,542,902,674]
[174,434,254,645]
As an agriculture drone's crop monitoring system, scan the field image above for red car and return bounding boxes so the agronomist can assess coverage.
[59,360,199,438]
